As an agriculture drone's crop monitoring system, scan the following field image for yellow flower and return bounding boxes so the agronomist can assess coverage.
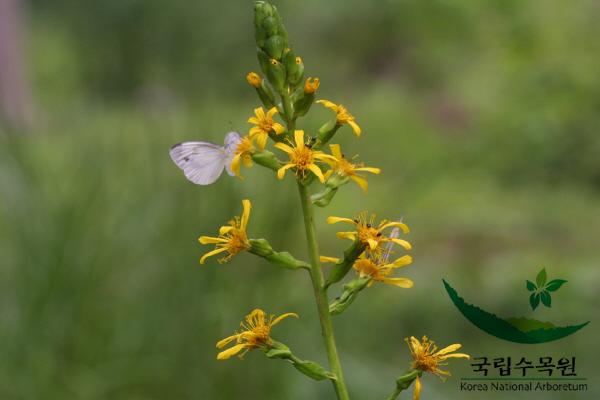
[316,99,361,136]
[248,107,286,150]
[198,199,252,264]
[325,144,380,191]
[230,135,256,178]
[406,336,470,400]
[246,72,262,88]
[353,253,413,288]
[326,211,411,251]
[304,77,320,94]
[274,130,336,182]
[216,308,298,360]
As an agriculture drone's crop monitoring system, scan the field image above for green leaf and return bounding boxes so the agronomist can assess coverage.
[526,280,537,291]
[530,292,540,310]
[292,359,336,381]
[545,279,567,292]
[536,268,547,287]
[540,291,552,307]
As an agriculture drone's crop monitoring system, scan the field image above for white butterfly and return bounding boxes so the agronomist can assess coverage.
[169,131,241,185]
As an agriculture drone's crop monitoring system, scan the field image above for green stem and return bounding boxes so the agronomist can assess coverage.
[282,91,295,129]
[297,182,350,400]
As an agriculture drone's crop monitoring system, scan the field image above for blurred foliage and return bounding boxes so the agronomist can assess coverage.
[1,0,599,399]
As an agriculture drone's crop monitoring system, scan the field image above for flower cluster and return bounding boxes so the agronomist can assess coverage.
[169,2,470,399]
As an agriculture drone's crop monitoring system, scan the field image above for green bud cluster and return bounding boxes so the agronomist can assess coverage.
[249,238,310,270]
[254,1,304,95]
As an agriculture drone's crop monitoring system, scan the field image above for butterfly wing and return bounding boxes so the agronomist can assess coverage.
[223,132,242,176]
[169,141,227,185]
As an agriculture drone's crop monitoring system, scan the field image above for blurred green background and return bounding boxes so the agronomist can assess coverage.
[1,0,599,399]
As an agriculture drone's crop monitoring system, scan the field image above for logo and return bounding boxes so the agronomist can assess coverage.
[443,268,589,344]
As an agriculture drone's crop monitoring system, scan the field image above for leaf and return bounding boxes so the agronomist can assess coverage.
[526,280,537,291]
[540,291,552,307]
[545,279,567,292]
[530,292,540,310]
[536,268,547,287]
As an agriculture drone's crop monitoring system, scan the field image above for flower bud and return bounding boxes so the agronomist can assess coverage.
[248,238,309,270]
[324,240,366,287]
[292,359,336,381]
[264,341,292,359]
[395,370,421,391]
[251,150,280,171]
[317,119,341,146]
[265,35,285,60]
[246,72,262,88]
[311,174,350,207]
[329,276,371,315]
[266,58,286,93]
[288,56,304,86]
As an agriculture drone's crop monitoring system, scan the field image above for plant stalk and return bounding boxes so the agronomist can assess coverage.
[297,182,350,400]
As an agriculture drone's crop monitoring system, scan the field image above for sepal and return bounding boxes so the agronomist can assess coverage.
[329,276,371,315]
[324,240,366,287]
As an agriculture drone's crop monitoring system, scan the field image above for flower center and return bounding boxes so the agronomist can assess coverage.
[247,326,271,347]
[336,105,353,123]
[291,146,314,172]
[258,118,274,132]
[236,138,254,156]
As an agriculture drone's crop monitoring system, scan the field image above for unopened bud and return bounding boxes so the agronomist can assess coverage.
[265,35,285,60]
[246,72,262,88]
[266,58,286,93]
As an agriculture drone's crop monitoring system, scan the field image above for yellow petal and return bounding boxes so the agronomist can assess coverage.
[241,199,252,231]
[320,256,340,264]
[336,231,357,241]
[249,126,262,136]
[380,221,410,233]
[247,117,260,125]
[307,163,325,183]
[294,130,305,148]
[198,236,228,244]
[231,154,242,177]
[242,155,253,167]
[329,143,342,159]
[441,353,470,360]
[255,132,268,150]
[390,238,412,250]
[316,99,337,110]
[277,164,295,180]
[255,107,265,119]
[272,123,286,135]
[367,238,379,250]
[350,175,369,191]
[355,167,381,174]
[266,107,278,119]
[274,142,294,154]
[413,376,422,400]
[219,225,234,235]
[326,216,356,225]
[271,312,299,326]
[382,277,414,288]
[217,343,248,360]
[216,334,239,348]
[199,247,228,264]
[348,120,361,137]
[392,255,413,268]
[434,343,462,356]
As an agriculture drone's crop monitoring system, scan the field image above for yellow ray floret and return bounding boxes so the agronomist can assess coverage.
[326,211,410,251]
[352,253,413,288]
[405,336,470,400]
[198,199,252,264]
[316,99,361,136]
[325,144,380,191]
[248,106,286,150]
[216,308,298,360]
[231,135,256,178]
[274,130,336,183]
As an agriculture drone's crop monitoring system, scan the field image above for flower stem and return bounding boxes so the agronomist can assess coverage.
[297,182,350,400]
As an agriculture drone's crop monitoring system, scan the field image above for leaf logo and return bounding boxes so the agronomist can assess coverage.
[526,268,567,310]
